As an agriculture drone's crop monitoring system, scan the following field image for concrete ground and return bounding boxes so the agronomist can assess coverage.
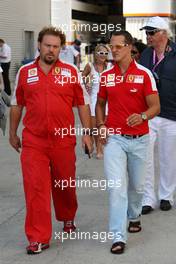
[0,113,176,264]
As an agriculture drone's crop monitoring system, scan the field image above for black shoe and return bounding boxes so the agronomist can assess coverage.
[160,200,172,211]
[142,205,154,215]
[111,242,125,254]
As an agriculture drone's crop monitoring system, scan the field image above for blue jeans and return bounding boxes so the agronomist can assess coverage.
[104,134,149,243]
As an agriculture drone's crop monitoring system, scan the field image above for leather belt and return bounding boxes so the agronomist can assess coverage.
[121,134,146,139]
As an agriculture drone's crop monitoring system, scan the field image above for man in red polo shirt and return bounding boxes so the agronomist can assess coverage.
[96,30,160,254]
[9,26,93,254]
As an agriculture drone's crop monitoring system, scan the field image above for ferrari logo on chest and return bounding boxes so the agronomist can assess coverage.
[126,74,135,83]
[52,67,60,75]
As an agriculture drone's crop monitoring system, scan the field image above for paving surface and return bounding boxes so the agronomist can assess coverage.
[0,111,176,264]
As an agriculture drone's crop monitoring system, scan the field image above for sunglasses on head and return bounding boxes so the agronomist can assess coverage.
[145,29,161,36]
[96,51,109,56]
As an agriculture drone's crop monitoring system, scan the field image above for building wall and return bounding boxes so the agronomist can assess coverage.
[51,0,72,42]
[123,0,176,43]
[51,0,109,42]
[0,0,51,81]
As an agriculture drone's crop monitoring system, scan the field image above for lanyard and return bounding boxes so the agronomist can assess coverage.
[152,50,165,72]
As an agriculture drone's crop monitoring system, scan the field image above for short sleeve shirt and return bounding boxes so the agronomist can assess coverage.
[11,58,89,139]
[98,60,158,135]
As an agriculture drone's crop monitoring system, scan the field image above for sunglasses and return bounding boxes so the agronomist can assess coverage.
[109,43,128,50]
[145,29,160,36]
[96,51,109,56]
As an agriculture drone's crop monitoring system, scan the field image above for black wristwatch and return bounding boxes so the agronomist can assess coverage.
[141,112,148,121]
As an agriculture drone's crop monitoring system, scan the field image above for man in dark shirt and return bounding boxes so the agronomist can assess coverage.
[139,16,176,214]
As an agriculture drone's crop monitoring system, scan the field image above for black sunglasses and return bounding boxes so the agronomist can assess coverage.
[145,29,160,36]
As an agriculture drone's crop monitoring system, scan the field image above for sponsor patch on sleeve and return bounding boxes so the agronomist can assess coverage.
[28,68,38,78]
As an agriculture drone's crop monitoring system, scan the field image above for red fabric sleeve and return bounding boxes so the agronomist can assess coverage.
[144,71,158,97]
[97,74,108,100]
[11,68,25,106]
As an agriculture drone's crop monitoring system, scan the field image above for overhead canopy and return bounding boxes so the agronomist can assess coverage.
[123,0,174,17]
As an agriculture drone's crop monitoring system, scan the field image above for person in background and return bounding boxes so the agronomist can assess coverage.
[131,41,147,62]
[0,66,10,135]
[0,66,3,90]
[59,40,80,69]
[82,44,111,159]
[73,39,81,67]
[139,16,176,215]
[0,39,11,95]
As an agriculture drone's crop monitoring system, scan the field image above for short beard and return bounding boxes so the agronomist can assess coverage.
[43,58,55,65]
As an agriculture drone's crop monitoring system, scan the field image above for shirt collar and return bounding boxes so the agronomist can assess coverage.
[114,59,136,74]
[34,57,61,72]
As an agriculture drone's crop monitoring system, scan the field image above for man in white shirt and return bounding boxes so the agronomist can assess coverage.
[59,45,80,69]
[0,65,9,135]
[0,66,3,91]
[0,39,11,95]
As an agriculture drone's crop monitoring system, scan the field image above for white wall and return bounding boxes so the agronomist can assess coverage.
[0,0,51,81]
[123,0,172,17]
[51,0,108,43]
[51,0,72,42]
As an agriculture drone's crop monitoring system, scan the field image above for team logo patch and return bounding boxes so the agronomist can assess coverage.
[126,74,135,83]
[28,68,38,78]
[106,82,115,87]
[134,75,144,84]
[126,74,144,84]
[61,68,71,77]
[27,76,39,83]
[52,67,60,75]
[130,88,138,93]
[107,74,115,82]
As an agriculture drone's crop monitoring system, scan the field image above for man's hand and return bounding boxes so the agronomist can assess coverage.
[82,135,93,154]
[127,113,143,127]
[99,125,108,145]
[9,134,21,153]
[9,105,23,152]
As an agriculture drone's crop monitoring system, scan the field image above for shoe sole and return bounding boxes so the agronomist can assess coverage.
[160,207,171,211]
[63,227,76,233]
[142,207,154,215]
[27,244,49,255]
[110,242,125,254]
[27,250,42,255]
